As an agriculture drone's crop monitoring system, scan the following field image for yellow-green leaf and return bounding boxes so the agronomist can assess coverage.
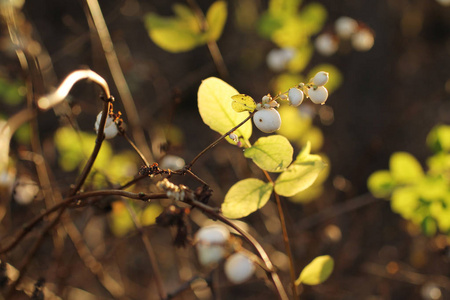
[206,1,227,42]
[268,0,302,17]
[296,255,334,286]
[367,170,395,198]
[244,135,293,172]
[231,94,256,112]
[427,125,450,153]
[144,5,204,53]
[295,141,311,162]
[390,152,424,184]
[391,187,420,219]
[140,204,164,226]
[198,77,252,143]
[222,179,273,219]
[275,157,325,197]
[287,44,313,73]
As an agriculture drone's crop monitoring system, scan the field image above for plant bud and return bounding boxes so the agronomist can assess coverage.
[307,86,329,105]
[224,253,255,284]
[288,87,304,107]
[253,108,281,133]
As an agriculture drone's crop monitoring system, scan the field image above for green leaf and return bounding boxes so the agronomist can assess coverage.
[307,64,343,94]
[421,216,437,237]
[295,255,334,286]
[244,135,293,172]
[297,3,327,36]
[222,179,273,219]
[391,187,420,219]
[205,1,227,42]
[198,77,252,144]
[275,156,325,197]
[390,152,424,184]
[367,170,396,198]
[144,4,204,53]
[231,94,256,112]
[427,125,450,153]
[287,43,313,73]
[268,0,302,17]
[140,204,164,226]
[296,141,311,162]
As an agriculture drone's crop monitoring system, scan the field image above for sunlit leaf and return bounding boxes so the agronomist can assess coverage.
[244,135,293,172]
[275,156,325,197]
[421,216,437,237]
[287,44,313,73]
[296,141,311,162]
[140,204,164,226]
[222,179,273,219]
[257,12,284,39]
[277,105,311,141]
[206,1,227,42]
[307,64,343,94]
[427,125,450,153]
[297,3,327,36]
[295,255,334,286]
[391,187,420,219]
[390,152,424,184]
[298,126,324,152]
[231,94,256,112]
[268,0,302,17]
[367,170,395,198]
[144,4,204,53]
[109,201,135,237]
[198,77,252,144]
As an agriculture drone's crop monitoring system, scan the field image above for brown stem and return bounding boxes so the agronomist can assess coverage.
[0,190,167,254]
[123,200,168,299]
[263,170,297,299]
[186,113,253,169]
[122,132,150,166]
[183,197,289,300]
[84,0,153,163]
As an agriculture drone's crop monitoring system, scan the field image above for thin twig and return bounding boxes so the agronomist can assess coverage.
[84,0,153,163]
[123,200,168,299]
[122,132,150,166]
[263,170,297,299]
[183,197,289,300]
[186,113,253,169]
[0,190,167,254]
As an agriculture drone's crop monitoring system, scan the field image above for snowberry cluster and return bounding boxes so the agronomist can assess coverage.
[156,178,187,201]
[195,224,256,284]
[315,16,374,56]
[251,71,329,134]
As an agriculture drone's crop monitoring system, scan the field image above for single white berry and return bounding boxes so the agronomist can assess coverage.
[253,108,281,133]
[195,224,230,266]
[224,253,255,284]
[312,71,329,86]
[351,28,374,51]
[266,48,295,72]
[288,88,304,107]
[335,16,358,39]
[159,155,185,170]
[261,95,271,104]
[307,86,329,105]
[315,33,338,56]
[95,111,118,139]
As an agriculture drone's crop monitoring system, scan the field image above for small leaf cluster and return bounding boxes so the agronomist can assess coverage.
[368,125,450,236]
[197,77,327,219]
[144,1,227,53]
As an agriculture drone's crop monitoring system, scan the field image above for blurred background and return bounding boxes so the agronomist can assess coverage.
[0,0,449,299]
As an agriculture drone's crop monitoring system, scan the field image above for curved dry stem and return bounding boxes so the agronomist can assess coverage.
[37,69,111,110]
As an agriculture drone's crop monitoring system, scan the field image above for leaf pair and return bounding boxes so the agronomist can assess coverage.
[222,141,325,219]
[144,1,227,53]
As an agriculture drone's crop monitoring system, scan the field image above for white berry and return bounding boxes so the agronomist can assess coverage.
[266,48,296,72]
[335,16,358,39]
[95,111,118,139]
[351,28,374,51]
[253,108,281,133]
[312,71,329,86]
[315,33,338,56]
[307,86,329,105]
[195,224,230,266]
[288,88,304,107]
[159,155,185,170]
[224,253,255,284]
